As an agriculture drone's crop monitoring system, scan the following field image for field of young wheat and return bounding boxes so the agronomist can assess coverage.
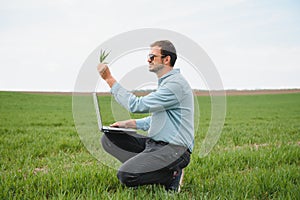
[0,91,299,199]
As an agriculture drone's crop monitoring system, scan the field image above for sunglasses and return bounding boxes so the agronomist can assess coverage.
[148,54,166,62]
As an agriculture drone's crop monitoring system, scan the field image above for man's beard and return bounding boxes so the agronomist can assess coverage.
[149,64,164,73]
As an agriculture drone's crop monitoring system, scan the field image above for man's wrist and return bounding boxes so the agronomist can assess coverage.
[126,119,136,129]
[105,77,116,88]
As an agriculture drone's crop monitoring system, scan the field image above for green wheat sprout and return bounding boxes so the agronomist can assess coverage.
[99,49,111,63]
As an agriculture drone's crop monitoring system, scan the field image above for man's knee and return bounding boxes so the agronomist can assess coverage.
[117,170,140,187]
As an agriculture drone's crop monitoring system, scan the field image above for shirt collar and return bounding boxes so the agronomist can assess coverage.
[158,68,180,85]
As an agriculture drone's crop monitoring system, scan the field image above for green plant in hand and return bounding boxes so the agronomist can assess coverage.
[99,49,110,63]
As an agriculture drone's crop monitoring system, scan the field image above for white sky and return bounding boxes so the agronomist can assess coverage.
[0,0,299,91]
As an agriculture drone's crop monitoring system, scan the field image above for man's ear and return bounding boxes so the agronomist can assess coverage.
[164,55,171,66]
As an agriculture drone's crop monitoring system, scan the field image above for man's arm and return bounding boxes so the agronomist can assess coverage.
[97,63,182,114]
[109,116,151,130]
[110,119,136,129]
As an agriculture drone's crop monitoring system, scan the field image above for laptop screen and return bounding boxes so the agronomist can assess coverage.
[92,92,103,131]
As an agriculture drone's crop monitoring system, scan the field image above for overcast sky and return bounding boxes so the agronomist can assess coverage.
[0,0,299,91]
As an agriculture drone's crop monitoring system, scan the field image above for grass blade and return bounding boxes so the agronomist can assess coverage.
[99,49,111,63]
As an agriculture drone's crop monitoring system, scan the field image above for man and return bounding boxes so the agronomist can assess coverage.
[97,40,194,192]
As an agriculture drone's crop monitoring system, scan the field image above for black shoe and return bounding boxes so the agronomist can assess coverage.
[167,169,184,192]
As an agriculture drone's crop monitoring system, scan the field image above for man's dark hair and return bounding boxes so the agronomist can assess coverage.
[150,40,177,67]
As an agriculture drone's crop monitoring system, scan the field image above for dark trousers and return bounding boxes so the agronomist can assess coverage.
[101,132,191,188]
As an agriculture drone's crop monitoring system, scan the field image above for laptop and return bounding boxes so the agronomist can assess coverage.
[92,92,137,134]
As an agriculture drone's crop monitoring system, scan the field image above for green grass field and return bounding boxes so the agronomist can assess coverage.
[0,91,299,199]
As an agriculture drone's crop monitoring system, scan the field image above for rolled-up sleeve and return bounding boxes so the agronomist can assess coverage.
[136,116,151,131]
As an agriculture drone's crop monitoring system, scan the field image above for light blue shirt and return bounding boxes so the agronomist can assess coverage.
[111,68,194,151]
